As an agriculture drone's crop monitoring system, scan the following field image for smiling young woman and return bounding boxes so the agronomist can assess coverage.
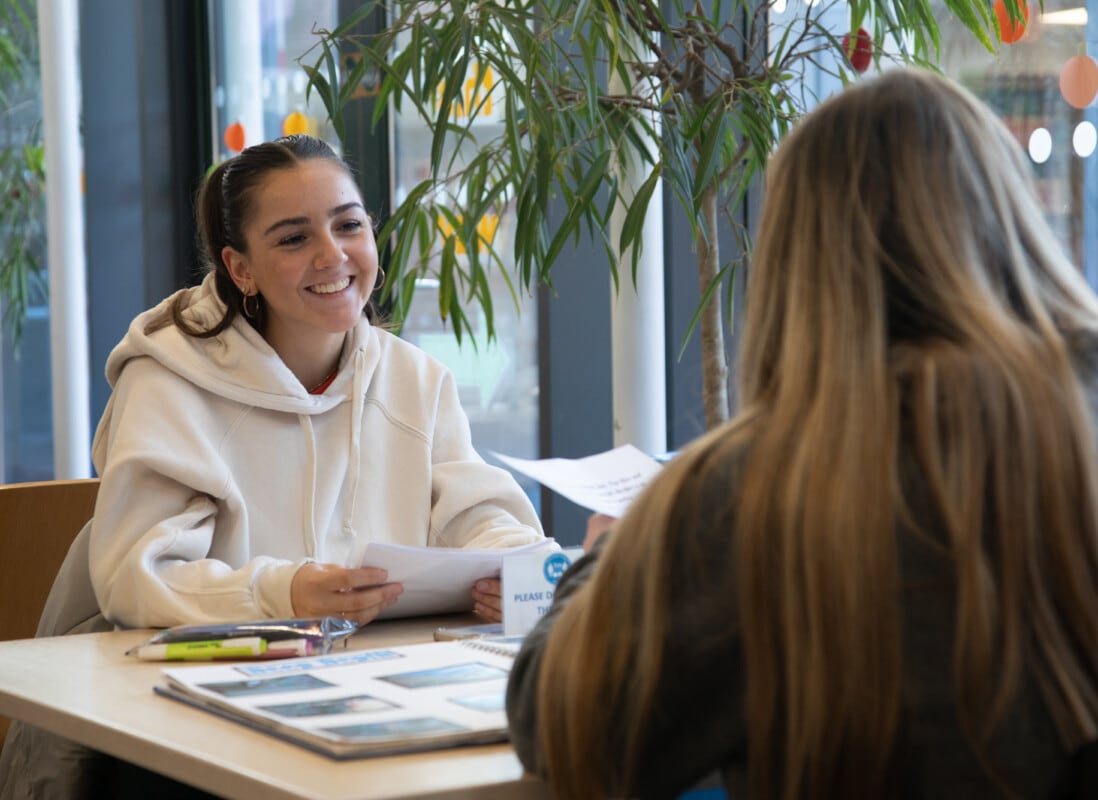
[86,133,546,630]
[0,134,548,799]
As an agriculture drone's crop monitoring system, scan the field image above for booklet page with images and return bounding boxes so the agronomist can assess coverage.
[156,637,524,759]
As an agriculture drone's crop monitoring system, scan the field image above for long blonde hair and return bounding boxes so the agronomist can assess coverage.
[535,68,1098,799]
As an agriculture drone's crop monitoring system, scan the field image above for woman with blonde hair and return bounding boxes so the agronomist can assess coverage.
[506,68,1098,799]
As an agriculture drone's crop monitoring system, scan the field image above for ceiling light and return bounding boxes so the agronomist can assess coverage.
[1041,7,1087,25]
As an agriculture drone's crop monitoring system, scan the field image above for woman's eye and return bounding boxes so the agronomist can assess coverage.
[339,219,364,233]
[277,233,306,246]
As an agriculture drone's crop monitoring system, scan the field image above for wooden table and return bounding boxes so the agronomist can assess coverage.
[0,614,551,800]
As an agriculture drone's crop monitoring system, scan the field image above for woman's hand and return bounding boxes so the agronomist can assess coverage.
[471,577,503,622]
[291,563,403,626]
[584,513,618,552]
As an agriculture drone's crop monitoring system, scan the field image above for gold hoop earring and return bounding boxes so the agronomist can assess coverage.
[242,292,260,319]
[373,268,386,293]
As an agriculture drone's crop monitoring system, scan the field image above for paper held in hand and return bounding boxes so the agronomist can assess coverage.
[491,444,663,517]
[361,539,560,619]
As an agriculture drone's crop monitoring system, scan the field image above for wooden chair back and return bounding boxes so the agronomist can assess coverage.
[0,478,99,746]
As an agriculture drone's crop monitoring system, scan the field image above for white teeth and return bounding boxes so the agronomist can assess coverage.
[309,277,351,294]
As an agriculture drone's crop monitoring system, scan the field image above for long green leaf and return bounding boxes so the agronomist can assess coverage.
[618,166,661,261]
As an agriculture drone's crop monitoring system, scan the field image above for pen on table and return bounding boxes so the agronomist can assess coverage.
[130,636,315,661]
[258,638,316,658]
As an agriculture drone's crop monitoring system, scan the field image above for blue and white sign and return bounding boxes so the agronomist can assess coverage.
[502,546,585,635]
[542,552,572,584]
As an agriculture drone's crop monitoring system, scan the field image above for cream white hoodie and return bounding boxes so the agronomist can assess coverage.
[86,275,544,628]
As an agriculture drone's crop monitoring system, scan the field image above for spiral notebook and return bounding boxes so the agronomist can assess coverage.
[155,636,524,759]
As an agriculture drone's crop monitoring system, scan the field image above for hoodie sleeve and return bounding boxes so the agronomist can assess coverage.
[426,370,546,549]
[89,358,303,628]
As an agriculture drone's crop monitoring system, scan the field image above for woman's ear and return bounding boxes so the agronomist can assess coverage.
[222,246,252,293]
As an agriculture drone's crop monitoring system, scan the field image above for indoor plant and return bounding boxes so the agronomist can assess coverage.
[0,0,44,346]
[305,0,1017,428]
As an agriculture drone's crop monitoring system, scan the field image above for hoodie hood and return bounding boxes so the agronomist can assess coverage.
[104,272,381,416]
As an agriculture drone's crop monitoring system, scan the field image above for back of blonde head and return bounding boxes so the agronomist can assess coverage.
[737,67,1098,798]
[536,68,1098,800]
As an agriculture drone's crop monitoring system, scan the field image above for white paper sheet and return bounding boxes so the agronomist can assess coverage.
[361,539,560,619]
[490,445,663,517]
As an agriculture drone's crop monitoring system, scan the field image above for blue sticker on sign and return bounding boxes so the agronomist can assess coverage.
[543,552,572,585]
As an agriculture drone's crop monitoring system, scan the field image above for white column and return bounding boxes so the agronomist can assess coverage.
[608,41,667,456]
[609,195,667,454]
[39,0,90,478]
[222,2,266,150]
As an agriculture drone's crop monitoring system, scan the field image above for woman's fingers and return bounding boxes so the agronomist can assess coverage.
[339,566,391,591]
[338,582,404,625]
[472,577,503,622]
[291,563,402,622]
[584,513,617,552]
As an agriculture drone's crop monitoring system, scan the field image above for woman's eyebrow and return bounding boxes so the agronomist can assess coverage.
[330,201,365,217]
[262,202,365,237]
[263,216,308,237]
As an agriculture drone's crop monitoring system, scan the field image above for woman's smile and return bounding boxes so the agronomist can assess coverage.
[307,275,354,295]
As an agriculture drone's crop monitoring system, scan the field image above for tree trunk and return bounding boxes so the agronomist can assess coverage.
[697,181,729,429]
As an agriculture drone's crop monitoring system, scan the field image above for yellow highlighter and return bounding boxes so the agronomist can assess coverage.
[132,636,267,661]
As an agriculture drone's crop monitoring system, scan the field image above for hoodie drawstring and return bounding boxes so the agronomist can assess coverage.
[343,348,367,540]
[299,413,320,557]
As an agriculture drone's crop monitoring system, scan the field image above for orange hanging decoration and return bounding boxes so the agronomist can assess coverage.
[993,0,1029,45]
[283,111,309,136]
[223,122,246,153]
[1061,55,1098,109]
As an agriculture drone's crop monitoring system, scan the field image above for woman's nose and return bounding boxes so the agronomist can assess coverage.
[314,234,346,269]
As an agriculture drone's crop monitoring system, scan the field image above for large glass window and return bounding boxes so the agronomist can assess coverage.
[208,2,341,159]
[0,0,51,482]
[389,47,541,508]
[768,0,1098,284]
[936,0,1098,282]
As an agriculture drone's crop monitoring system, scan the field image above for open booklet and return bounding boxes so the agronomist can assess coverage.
[156,636,524,759]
